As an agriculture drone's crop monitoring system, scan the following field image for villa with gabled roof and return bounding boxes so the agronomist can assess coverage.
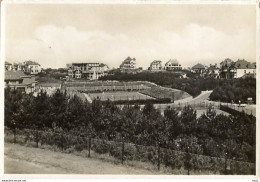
[149,60,163,71]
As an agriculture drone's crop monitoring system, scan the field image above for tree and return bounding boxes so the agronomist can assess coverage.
[4,88,24,143]
[49,89,68,129]
[164,106,180,141]
[30,90,51,147]
[179,106,197,135]
[66,94,86,130]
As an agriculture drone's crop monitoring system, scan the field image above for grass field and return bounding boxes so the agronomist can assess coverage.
[88,91,155,101]
[64,80,190,103]
[140,86,191,101]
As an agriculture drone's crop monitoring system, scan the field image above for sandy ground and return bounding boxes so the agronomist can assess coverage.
[4,143,156,174]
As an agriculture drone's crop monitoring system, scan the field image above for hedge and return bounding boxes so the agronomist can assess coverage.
[4,128,255,174]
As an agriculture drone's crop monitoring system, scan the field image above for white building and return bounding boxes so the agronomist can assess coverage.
[24,60,42,75]
[234,59,256,78]
[120,57,136,70]
[67,62,109,80]
[149,60,163,71]
[164,59,182,71]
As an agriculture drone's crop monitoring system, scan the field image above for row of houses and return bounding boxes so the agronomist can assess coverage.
[120,57,182,72]
[191,59,256,79]
[67,57,183,80]
[67,57,256,80]
[5,61,42,75]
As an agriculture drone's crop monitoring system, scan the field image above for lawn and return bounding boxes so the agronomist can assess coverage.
[140,86,191,101]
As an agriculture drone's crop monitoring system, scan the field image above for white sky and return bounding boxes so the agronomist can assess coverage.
[4,3,257,69]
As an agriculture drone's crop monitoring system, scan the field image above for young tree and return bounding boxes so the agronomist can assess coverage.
[179,106,197,135]
[49,89,68,129]
[4,88,24,143]
[164,106,180,141]
[30,90,50,147]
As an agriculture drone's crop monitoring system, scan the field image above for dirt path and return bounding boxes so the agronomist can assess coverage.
[83,93,92,103]
[4,143,156,174]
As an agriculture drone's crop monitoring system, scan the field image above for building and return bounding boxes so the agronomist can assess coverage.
[24,60,42,75]
[149,60,163,71]
[5,62,12,71]
[5,71,38,94]
[13,63,24,71]
[219,58,256,79]
[205,64,220,79]
[67,62,109,80]
[164,59,182,71]
[191,63,205,74]
[219,58,236,79]
[120,57,136,71]
[234,59,256,78]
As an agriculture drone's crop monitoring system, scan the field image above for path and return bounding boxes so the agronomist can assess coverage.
[83,93,92,103]
[4,143,156,174]
[153,90,213,110]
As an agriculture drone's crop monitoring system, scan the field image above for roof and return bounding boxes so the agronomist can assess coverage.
[13,62,23,66]
[235,59,256,69]
[192,63,205,69]
[22,77,36,85]
[220,58,233,65]
[71,62,106,67]
[24,60,41,66]
[151,60,162,65]
[208,64,219,70]
[99,63,108,67]
[39,83,61,87]
[5,61,12,65]
[165,59,179,65]
[5,71,26,80]
[120,57,136,68]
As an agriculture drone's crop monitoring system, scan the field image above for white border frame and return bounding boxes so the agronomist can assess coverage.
[0,0,259,180]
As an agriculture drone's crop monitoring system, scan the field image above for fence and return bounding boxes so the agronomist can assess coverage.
[4,128,255,175]
[65,85,151,93]
[220,104,256,117]
[154,102,221,112]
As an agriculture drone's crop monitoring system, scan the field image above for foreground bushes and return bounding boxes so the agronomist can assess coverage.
[4,127,255,175]
[4,88,256,173]
[209,77,256,104]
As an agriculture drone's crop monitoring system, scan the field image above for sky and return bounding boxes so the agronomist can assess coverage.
[4,3,257,69]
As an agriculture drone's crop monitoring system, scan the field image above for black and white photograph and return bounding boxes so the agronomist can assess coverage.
[1,0,259,178]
